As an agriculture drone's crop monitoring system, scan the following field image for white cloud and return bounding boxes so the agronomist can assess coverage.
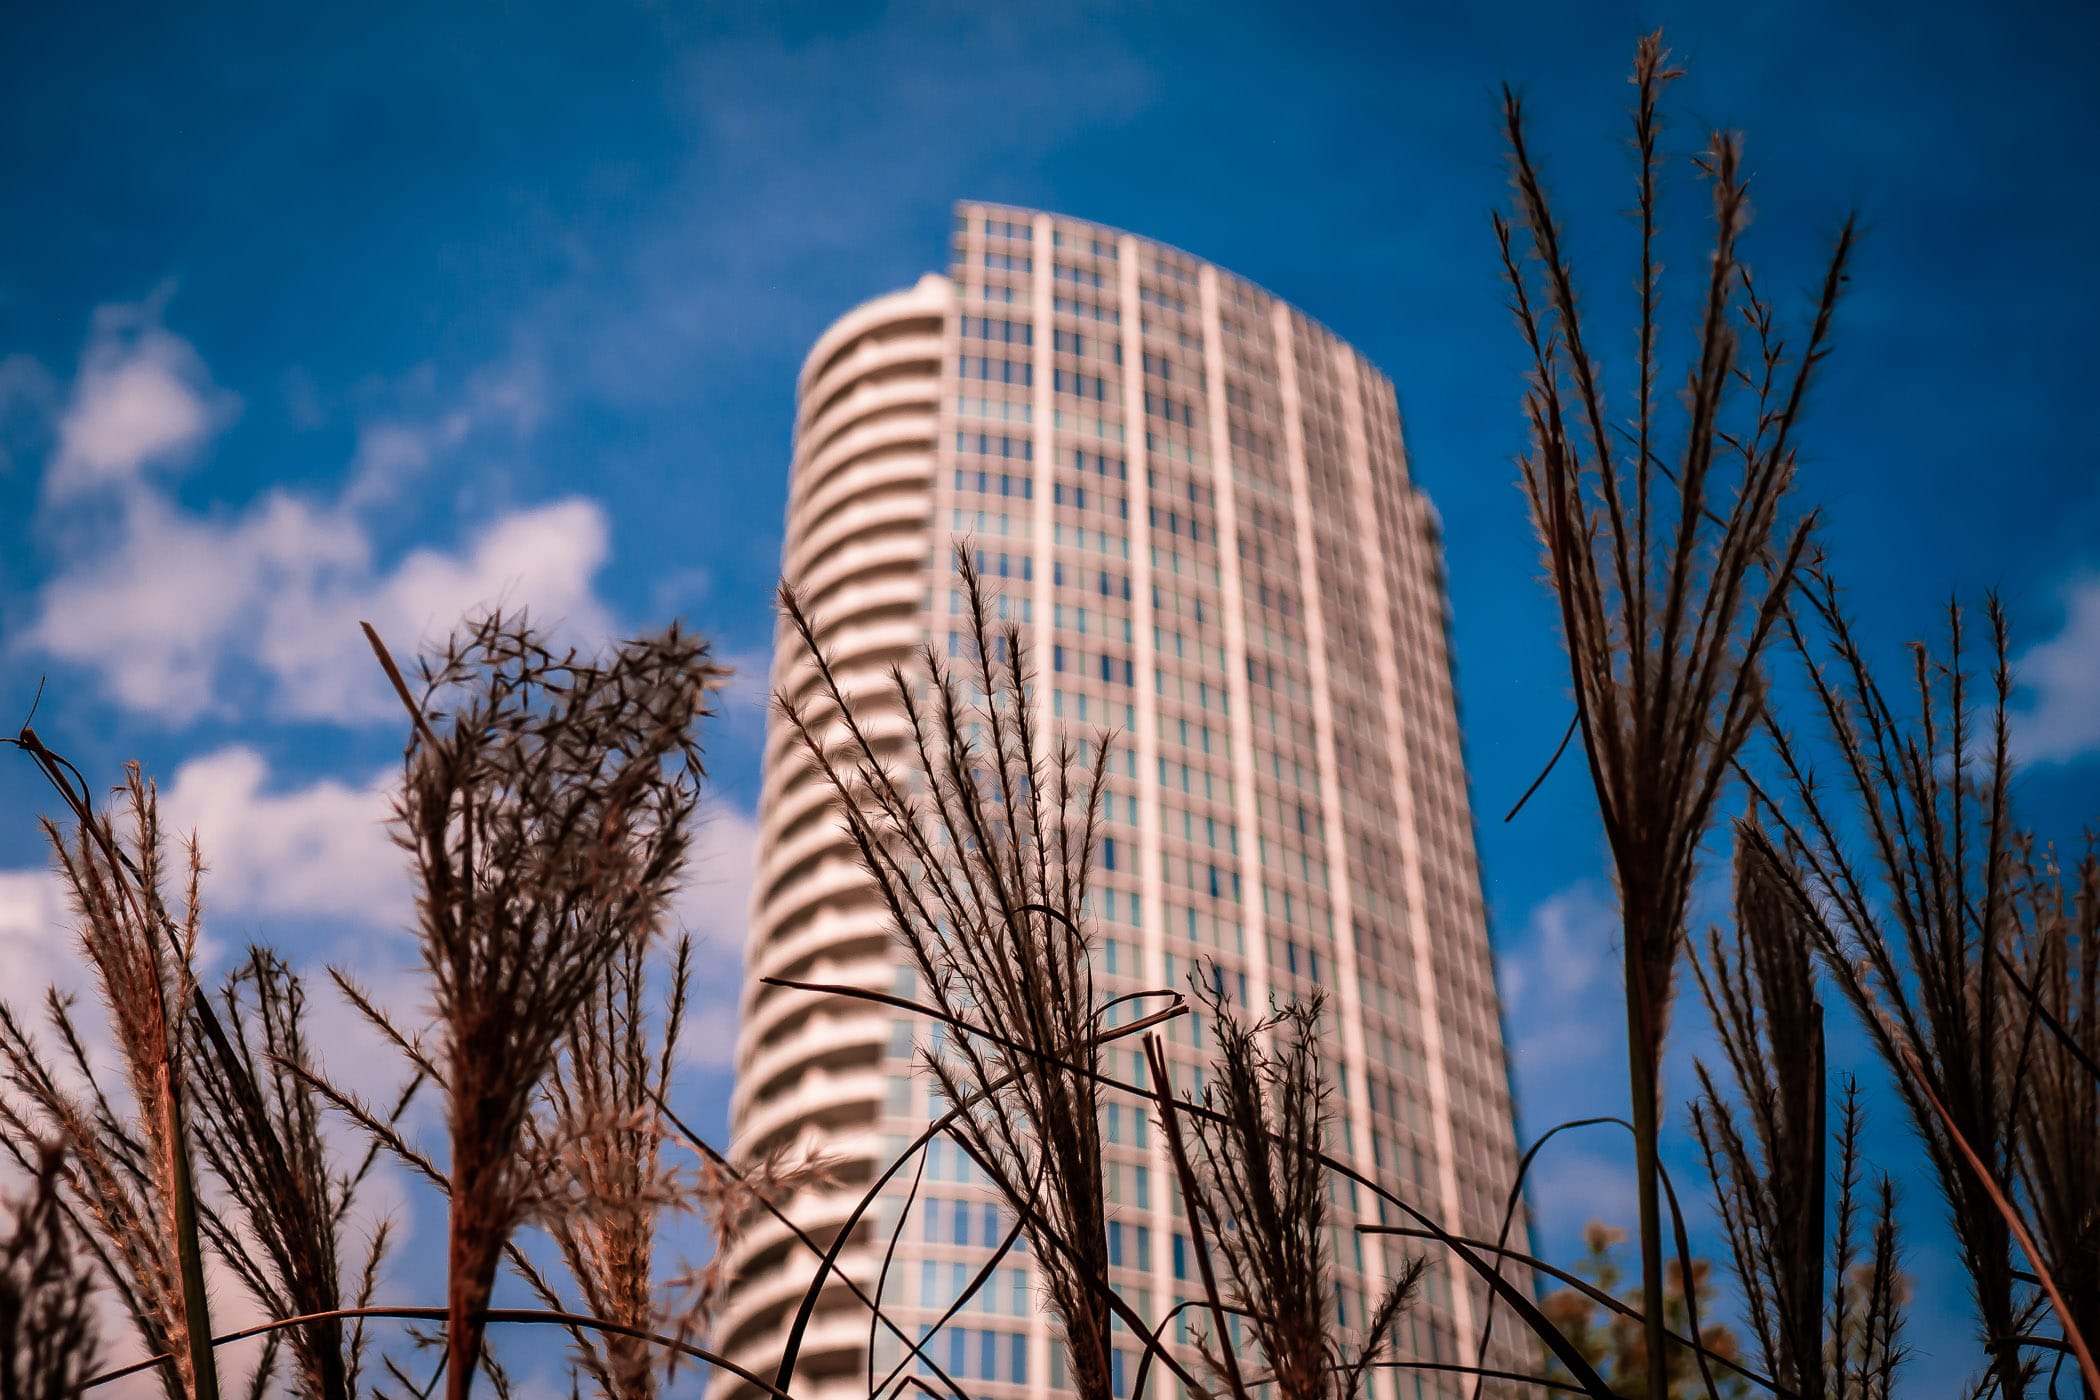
[716,645,775,722]
[2011,575,2100,765]
[1522,1146,1640,1239]
[649,564,715,618]
[1498,878,1742,1255]
[345,355,543,507]
[1496,882,1634,1238]
[162,747,406,926]
[47,302,234,499]
[0,352,57,473]
[676,997,743,1072]
[674,802,760,955]
[261,495,615,723]
[20,300,609,728]
[1500,882,1622,1075]
[706,644,778,771]
[26,491,615,726]
[1,744,407,1040]
[27,490,363,721]
[665,800,760,1071]
[0,868,87,1011]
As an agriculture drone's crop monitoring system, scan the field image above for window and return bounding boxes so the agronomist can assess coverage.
[959,354,1032,386]
[960,315,1032,346]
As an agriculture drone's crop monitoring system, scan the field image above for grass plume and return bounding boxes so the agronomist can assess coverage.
[1181,974,1422,1400]
[2006,842,2097,1380]
[1748,579,2092,1395]
[187,947,393,1400]
[1496,30,1850,1396]
[1690,826,1906,1400]
[524,934,827,1399]
[0,1143,102,1399]
[775,545,1115,1400]
[372,611,718,1400]
[0,767,219,1398]
[531,933,689,1399]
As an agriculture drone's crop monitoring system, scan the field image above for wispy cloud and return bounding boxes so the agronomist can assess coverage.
[0,868,93,1016]
[1500,881,1623,1081]
[498,11,1156,413]
[1498,877,1737,1250]
[1524,1146,1640,1240]
[45,295,237,500]
[675,997,743,1074]
[345,352,544,507]
[21,303,617,727]
[162,746,405,925]
[27,485,616,725]
[0,353,57,474]
[2010,574,2100,765]
[663,792,760,1076]
[673,801,759,956]
[669,806,756,1079]
[262,495,615,719]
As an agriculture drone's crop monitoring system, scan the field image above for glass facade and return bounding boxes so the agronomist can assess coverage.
[722,207,1525,1400]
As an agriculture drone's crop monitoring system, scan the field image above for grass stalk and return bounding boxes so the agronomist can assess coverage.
[0,1143,102,1398]
[774,545,1115,1400]
[357,613,716,1400]
[1495,32,1849,1397]
[0,760,223,1400]
[1628,1001,1668,1400]
[167,1108,218,1400]
[1745,584,2067,1400]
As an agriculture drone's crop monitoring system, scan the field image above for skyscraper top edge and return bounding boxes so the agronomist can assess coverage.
[954,198,1399,400]
[795,202,1408,408]
[795,269,953,393]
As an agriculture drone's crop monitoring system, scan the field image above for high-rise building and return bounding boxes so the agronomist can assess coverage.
[720,204,1525,1400]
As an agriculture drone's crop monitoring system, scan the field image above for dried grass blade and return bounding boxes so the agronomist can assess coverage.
[1143,1032,1248,1400]
[1895,1041,2095,1392]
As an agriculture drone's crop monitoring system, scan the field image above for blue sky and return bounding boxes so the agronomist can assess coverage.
[2,2,2096,1392]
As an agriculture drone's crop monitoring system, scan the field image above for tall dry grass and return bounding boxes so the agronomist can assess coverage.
[521,932,830,1399]
[1177,974,1423,1400]
[0,30,2090,1400]
[774,544,1117,1400]
[1495,29,1851,1398]
[2006,843,2097,1388]
[1689,827,1905,1400]
[0,767,219,1399]
[0,1144,102,1399]
[348,612,719,1400]
[525,933,692,1399]
[1746,577,2097,1395]
[187,947,392,1400]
